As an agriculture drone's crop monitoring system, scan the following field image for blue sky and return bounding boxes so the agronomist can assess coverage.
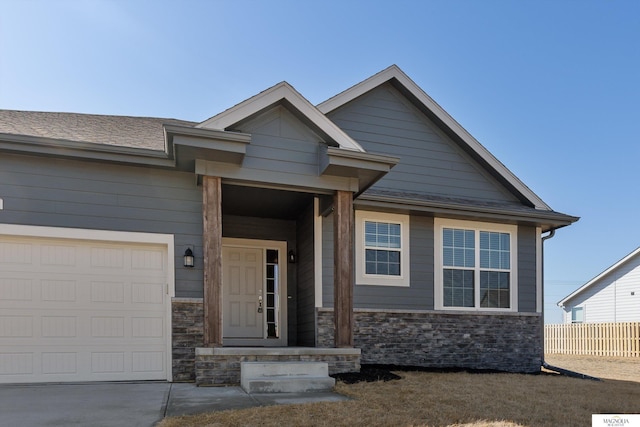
[1,0,639,323]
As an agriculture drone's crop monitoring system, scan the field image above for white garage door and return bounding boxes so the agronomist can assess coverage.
[0,234,170,383]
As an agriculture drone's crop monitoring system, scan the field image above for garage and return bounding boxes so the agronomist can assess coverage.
[0,227,173,383]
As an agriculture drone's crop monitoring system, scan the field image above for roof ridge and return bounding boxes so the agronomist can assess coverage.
[0,108,195,123]
[196,81,289,127]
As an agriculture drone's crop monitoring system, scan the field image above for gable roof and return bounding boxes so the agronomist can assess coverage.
[318,65,551,211]
[196,81,365,152]
[0,67,577,229]
[558,247,640,307]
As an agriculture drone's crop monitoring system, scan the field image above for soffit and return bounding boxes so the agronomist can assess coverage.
[356,188,579,231]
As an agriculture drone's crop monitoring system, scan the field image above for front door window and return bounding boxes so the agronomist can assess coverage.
[265,249,279,338]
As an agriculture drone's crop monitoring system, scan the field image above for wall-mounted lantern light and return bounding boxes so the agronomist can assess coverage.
[184,248,195,268]
[288,249,296,264]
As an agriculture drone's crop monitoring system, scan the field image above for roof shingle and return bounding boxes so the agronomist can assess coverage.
[0,110,196,151]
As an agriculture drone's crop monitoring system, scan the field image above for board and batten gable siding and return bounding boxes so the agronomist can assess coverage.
[322,213,434,310]
[563,253,640,323]
[0,152,203,298]
[327,83,518,203]
[228,105,328,186]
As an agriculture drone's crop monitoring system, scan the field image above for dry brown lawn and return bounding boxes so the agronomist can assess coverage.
[544,353,640,383]
[159,355,640,427]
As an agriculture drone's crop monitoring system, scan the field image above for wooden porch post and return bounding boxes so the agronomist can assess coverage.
[333,190,354,347]
[202,176,223,347]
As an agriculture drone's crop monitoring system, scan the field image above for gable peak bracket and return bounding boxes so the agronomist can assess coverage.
[319,145,399,195]
[164,124,251,171]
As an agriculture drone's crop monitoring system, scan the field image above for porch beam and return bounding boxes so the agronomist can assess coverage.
[203,175,223,347]
[333,190,354,347]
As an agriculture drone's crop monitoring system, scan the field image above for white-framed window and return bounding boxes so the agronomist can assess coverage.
[355,211,410,287]
[571,307,584,323]
[434,218,517,311]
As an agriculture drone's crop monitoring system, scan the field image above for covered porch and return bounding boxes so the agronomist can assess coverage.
[165,87,398,383]
[194,180,361,385]
[200,179,356,348]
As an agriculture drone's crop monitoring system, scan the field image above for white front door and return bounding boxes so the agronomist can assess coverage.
[222,239,287,346]
[222,247,264,339]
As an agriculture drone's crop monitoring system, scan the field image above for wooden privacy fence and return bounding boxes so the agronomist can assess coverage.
[545,322,640,357]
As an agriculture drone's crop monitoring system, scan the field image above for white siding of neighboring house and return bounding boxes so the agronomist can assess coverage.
[563,253,640,323]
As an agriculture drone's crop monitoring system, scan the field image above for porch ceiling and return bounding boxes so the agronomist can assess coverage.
[222,184,315,220]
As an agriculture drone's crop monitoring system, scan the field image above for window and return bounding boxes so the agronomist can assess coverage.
[571,307,584,323]
[435,219,517,311]
[365,220,401,276]
[355,211,410,286]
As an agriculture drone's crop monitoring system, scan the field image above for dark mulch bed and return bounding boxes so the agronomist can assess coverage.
[331,364,528,384]
[332,365,402,384]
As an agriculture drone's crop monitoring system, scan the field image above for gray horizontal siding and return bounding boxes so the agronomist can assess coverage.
[322,212,434,310]
[353,215,434,309]
[328,83,518,203]
[321,212,538,313]
[0,152,204,298]
[517,225,538,313]
[296,204,316,346]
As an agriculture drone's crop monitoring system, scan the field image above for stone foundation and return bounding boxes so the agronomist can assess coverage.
[317,308,542,373]
[195,347,361,386]
[174,301,541,382]
[172,298,204,382]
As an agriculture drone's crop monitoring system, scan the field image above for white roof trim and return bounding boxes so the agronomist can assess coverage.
[197,82,364,152]
[557,246,640,307]
[318,65,551,210]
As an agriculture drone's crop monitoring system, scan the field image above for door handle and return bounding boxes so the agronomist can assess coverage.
[258,295,263,313]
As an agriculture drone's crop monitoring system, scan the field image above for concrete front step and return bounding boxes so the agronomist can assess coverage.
[241,362,335,394]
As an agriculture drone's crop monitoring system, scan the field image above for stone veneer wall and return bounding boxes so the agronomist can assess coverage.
[317,308,542,373]
[172,298,204,382]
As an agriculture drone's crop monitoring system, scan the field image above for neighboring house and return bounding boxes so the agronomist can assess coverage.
[558,247,640,324]
[0,65,577,384]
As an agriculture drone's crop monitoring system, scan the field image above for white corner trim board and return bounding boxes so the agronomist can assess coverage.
[0,198,3,210]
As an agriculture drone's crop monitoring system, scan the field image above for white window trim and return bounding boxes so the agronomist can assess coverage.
[355,210,410,287]
[434,218,518,312]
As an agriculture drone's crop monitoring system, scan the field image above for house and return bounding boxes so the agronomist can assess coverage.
[0,65,578,384]
[558,247,640,323]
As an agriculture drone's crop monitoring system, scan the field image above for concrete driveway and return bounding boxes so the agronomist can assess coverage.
[0,382,349,427]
